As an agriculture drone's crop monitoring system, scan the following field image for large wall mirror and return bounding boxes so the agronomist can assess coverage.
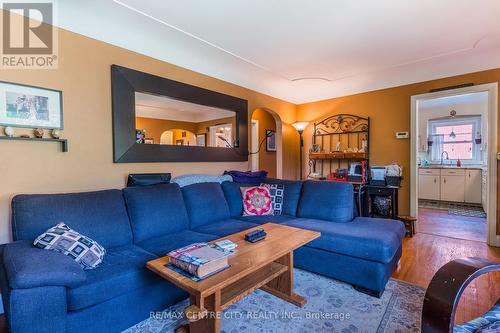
[112,65,248,162]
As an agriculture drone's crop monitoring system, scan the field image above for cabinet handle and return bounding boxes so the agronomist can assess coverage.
[434,178,437,183]
[443,177,446,184]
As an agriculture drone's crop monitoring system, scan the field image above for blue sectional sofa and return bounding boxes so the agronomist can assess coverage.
[0,180,405,333]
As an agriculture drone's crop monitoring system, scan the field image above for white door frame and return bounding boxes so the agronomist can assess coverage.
[251,120,259,171]
[410,82,499,246]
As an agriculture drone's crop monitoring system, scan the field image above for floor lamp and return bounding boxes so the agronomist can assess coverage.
[291,122,309,180]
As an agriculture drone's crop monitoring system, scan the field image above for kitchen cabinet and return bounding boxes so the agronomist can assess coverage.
[418,168,482,203]
[465,170,482,204]
[419,174,440,200]
[441,173,465,202]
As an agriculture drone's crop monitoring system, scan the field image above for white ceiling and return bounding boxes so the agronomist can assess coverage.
[135,92,235,122]
[56,0,500,104]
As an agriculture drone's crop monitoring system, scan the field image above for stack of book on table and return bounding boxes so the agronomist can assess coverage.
[166,242,233,280]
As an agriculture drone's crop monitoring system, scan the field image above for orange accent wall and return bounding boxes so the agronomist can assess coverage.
[297,68,500,227]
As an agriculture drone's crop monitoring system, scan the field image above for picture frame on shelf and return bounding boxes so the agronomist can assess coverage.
[144,138,154,144]
[266,129,276,152]
[136,129,146,143]
[0,80,63,129]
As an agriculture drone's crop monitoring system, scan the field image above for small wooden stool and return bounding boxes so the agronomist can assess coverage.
[397,215,416,237]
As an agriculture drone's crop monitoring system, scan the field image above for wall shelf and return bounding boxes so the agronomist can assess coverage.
[0,136,68,152]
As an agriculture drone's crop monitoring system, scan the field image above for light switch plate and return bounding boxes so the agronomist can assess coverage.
[395,132,409,139]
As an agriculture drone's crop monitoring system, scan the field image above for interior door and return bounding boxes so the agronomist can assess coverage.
[441,175,465,202]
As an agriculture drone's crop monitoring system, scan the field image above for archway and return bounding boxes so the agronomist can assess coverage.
[160,129,196,146]
[160,131,173,145]
[250,108,283,179]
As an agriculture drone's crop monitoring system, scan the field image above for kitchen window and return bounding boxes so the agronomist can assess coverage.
[428,116,481,164]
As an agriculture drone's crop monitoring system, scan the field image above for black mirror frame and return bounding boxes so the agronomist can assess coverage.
[111,65,248,163]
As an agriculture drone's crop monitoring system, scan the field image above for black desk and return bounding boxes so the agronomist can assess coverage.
[363,185,399,219]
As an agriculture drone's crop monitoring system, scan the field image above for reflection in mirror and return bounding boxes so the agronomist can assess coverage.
[135,92,236,148]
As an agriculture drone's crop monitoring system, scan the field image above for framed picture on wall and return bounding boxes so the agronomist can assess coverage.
[266,129,276,152]
[196,133,206,147]
[0,80,63,129]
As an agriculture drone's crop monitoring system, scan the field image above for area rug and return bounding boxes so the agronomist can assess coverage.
[123,269,425,333]
[448,205,487,218]
[419,199,487,218]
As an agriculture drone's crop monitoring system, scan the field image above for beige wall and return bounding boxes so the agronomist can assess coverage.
[0,27,298,244]
[297,68,500,221]
[252,108,277,178]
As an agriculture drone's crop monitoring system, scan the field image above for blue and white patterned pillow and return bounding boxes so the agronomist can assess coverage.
[262,183,284,215]
[33,223,106,270]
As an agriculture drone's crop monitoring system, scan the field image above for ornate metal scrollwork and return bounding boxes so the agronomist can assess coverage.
[314,114,369,135]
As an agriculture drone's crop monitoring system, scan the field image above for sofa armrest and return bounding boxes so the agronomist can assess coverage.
[3,240,86,289]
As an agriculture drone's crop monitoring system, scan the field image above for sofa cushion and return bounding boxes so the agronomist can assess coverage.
[136,231,218,257]
[12,190,132,249]
[264,178,303,216]
[34,223,106,270]
[263,183,284,215]
[193,219,259,237]
[283,217,405,263]
[297,181,353,222]
[221,181,254,217]
[236,214,295,225]
[182,183,230,228]
[123,184,189,243]
[67,245,158,311]
[241,186,273,216]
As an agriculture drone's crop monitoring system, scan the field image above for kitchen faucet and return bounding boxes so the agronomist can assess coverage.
[440,151,449,165]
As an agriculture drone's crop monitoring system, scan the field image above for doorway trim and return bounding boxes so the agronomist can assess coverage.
[410,82,499,246]
[250,120,259,171]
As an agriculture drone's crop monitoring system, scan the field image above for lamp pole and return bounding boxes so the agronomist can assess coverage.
[291,121,308,180]
[298,129,303,180]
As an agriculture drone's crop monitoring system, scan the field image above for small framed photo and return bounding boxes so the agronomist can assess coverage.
[266,129,276,152]
[196,133,206,147]
[176,139,184,145]
[144,138,154,144]
[0,80,63,129]
[136,129,145,143]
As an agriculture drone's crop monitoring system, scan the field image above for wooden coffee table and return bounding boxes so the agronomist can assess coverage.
[147,223,320,333]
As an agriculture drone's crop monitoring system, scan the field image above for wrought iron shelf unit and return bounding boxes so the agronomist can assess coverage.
[309,114,369,177]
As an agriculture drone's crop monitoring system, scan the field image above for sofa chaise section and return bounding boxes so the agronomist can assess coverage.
[284,181,405,296]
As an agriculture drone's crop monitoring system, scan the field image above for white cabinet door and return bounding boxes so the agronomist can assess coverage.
[419,175,440,200]
[465,170,482,204]
[441,175,465,202]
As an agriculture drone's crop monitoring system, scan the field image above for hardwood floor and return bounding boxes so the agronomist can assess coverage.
[418,207,487,242]
[0,233,497,331]
[393,232,500,324]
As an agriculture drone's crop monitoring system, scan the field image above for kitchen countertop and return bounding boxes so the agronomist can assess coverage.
[419,165,485,170]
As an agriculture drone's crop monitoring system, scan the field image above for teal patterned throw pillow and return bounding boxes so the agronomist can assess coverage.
[33,223,106,270]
